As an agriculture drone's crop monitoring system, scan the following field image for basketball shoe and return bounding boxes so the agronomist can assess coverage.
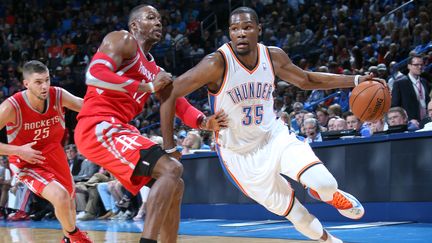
[67,228,92,243]
[308,188,364,219]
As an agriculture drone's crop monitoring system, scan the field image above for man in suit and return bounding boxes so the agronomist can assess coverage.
[392,54,430,126]
[65,144,83,176]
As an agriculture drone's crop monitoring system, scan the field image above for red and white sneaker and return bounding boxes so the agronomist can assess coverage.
[68,229,92,243]
[8,210,30,221]
[308,188,364,220]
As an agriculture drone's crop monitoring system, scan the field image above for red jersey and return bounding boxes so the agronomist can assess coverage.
[6,87,66,167]
[78,42,160,124]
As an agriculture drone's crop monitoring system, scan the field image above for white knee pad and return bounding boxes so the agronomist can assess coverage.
[300,164,338,201]
[286,198,323,240]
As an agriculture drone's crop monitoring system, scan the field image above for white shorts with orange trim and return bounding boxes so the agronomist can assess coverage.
[217,122,321,216]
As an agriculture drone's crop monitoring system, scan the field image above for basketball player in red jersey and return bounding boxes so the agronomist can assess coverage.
[0,60,91,243]
[74,4,227,243]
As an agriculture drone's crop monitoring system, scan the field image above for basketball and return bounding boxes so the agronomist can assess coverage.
[349,81,391,122]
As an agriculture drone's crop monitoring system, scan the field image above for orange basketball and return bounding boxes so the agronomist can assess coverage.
[349,81,391,122]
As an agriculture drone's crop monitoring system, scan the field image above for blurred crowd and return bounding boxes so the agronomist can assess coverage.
[1,0,432,221]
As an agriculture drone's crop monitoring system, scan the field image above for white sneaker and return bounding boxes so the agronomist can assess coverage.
[110,211,125,220]
[309,189,364,220]
[76,211,86,218]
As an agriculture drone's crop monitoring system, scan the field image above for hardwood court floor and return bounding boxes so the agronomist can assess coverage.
[0,227,312,243]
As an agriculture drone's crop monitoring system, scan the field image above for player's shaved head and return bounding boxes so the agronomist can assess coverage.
[22,60,48,79]
[128,4,151,27]
[230,7,259,25]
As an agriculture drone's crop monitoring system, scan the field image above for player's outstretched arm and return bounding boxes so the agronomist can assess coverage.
[61,88,83,112]
[0,100,45,163]
[160,52,225,151]
[269,47,378,90]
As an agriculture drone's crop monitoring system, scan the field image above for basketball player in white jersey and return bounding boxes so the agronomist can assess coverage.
[160,7,381,242]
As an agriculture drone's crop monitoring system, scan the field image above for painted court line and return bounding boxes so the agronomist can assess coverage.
[327,221,413,229]
[182,219,225,224]
[219,220,288,227]
[226,225,295,234]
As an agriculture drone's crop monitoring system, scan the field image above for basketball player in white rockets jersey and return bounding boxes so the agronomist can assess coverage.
[160,7,384,243]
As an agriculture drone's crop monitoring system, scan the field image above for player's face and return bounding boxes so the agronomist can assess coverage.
[229,13,261,55]
[24,72,50,100]
[132,6,162,43]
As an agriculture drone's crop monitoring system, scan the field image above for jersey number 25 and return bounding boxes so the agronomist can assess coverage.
[34,127,50,140]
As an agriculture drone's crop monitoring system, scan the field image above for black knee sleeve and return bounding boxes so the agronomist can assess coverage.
[133,145,166,177]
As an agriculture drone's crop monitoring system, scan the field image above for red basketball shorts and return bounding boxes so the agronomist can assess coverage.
[75,116,156,195]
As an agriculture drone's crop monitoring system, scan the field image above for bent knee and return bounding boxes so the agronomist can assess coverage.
[168,161,184,178]
[162,158,184,178]
[314,177,338,195]
[50,189,71,206]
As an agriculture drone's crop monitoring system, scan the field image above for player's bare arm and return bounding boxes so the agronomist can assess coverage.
[91,31,169,93]
[160,52,226,149]
[61,88,83,112]
[0,101,45,163]
[98,30,138,68]
[269,47,379,90]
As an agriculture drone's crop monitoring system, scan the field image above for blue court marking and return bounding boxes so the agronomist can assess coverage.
[1,219,431,242]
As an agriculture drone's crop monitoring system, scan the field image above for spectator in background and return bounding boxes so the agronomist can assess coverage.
[344,112,371,137]
[77,171,111,221]
[74,160,101,219]
[304,118,322,143]
[391,54,431,126]
[376,63,388,81]
[181,130,209,155]
[334,118,348,131]
[368,119,386,135]
[0,156,11,216]
[327,117,337,131]
[386,107,418,131]
[328,104,342,118]
[316,107,330,128]
[387,61,404,91]
[291,110,308,134]
[419,100,432,130]
[73,159,99,183]
[279,111,291,127]
[65,144,83,176]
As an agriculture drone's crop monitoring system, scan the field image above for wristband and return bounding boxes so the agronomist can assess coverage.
[148,82,155,93]
[354,75,360,87]
[165,147,177,153]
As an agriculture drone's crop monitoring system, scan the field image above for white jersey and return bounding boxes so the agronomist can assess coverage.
[209,43,277,153]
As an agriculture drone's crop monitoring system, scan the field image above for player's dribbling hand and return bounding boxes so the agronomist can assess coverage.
[360,74,388,88]
[153,71,173,92]
[200,110,229,131]
[18,141,45,164]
